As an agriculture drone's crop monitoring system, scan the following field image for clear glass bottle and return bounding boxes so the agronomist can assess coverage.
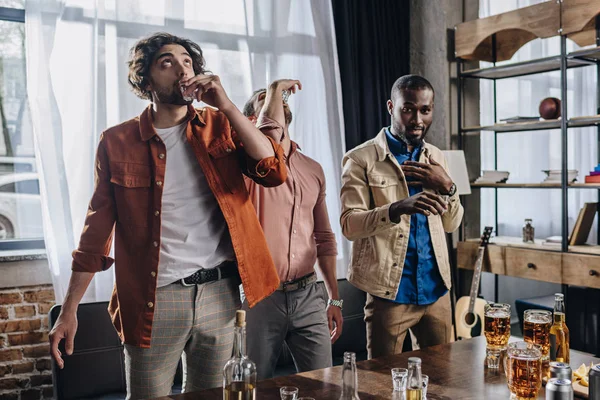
[522,218,535,243]
[549,293,570,363]
[339,352,360,399]
[223,310,257,400]
[406,357,423,400]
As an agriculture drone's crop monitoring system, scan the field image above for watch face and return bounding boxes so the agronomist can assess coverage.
[449,183,457,196]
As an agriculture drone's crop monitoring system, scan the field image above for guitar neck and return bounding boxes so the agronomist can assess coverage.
[468,246,485,313]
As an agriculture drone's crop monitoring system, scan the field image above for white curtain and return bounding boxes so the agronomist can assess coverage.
[479,0,598,243]
[25,0,348,303]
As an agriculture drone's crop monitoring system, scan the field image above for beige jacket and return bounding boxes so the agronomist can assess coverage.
[340,128,463,299]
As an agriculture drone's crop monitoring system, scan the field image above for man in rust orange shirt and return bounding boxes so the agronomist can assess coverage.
[48,32,287,398]
[242,82,343,379]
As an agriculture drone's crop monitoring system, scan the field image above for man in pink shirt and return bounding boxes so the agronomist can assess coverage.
[242,80,343,379]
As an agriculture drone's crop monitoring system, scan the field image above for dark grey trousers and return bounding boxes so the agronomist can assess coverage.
[242,282,333,380]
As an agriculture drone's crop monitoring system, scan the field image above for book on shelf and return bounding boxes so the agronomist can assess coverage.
[584,175,600,183]
[543,235,562,245]
[474,170,510,184]
[499,116,540,123]
[569,202,597,246]
[542,169,578,183]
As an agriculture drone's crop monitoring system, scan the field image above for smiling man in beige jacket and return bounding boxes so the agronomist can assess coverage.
[340,74,463,359]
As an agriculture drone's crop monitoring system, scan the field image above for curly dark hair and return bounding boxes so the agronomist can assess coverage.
[127,32,208,101]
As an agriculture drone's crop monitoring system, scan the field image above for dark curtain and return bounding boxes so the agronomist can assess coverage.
[331,0,411,151]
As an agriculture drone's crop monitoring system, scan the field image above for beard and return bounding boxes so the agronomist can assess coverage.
[394,123,429,147]
[284,106,293,125]
[153,82,192,106]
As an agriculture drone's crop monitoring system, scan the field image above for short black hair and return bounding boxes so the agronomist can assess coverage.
[127,32,209,101]
[242,88,266,117]
[391,74,435,101]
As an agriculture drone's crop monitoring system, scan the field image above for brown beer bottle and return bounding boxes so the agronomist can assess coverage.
[549,293,570,363]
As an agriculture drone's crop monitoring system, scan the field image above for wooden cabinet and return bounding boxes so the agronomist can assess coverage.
[457,241,506,275]
[504,248,563,284]
[562,253,600,289]
[457,240,600,289]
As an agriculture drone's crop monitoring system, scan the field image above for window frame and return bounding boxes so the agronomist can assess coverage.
[0,5,45,253]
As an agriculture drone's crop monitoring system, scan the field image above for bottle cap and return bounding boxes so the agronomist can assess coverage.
[235,310,246,327]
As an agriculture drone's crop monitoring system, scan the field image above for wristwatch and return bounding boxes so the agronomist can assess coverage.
[443,182,457,197]
[327,298,344,310]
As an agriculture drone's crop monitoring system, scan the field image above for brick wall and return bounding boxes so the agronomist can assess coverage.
[0,285,55,400]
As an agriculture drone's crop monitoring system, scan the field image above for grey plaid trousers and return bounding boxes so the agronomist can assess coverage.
[123,277,241,399]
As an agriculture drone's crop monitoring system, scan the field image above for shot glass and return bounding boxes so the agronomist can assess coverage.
[280,386,299,400]
[391,367,408,392]
[422,374,429,399]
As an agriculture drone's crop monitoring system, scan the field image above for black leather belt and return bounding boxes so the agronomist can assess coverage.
[181,261,238,286]
[277,272,317,292]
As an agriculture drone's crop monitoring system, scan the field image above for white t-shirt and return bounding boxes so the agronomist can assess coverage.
[154,121,234,287]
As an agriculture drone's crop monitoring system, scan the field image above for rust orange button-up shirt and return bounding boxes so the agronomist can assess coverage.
[71,105,285,348]
[246,141,338,283]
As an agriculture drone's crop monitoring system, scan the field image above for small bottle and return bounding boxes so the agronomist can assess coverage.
[406,357,423,400]
[339,352,360,400]
[523,219,535,243]
[223,310,257,400]
[549,293,570,363]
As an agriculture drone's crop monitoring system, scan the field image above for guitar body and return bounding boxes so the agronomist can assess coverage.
[454,226,494,341]
[455,295,486,339]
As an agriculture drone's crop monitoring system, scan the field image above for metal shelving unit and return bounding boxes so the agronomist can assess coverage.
[457,30,600,255]
[455,13,600,304]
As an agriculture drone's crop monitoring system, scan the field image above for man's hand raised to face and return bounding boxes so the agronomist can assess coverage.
[180,74,233,111]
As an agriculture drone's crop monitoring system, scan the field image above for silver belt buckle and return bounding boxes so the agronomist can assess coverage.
[181,277,194,287]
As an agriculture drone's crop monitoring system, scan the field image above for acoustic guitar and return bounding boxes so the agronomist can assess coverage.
[455,226,494,340]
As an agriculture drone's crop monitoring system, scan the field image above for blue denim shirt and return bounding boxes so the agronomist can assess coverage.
[385,128,447,305]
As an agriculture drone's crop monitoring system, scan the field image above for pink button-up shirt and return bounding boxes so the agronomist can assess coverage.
[245,141,338,282]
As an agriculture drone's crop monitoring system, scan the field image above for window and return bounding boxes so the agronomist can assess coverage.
[15,179,39,195]
[0,182,15,193]
[0,2,45,250]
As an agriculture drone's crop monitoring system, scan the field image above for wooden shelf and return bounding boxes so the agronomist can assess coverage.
[455,0,600,62]
[464,236,600,256]
[457,239,600,289]
[454,1,560,62]
[562,0,600,48]
[461,115,600,133]
[460,56,593,80]
[471,182,600,189]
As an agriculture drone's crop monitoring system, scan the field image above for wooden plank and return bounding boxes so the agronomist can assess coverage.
[504,247,563,284]
[464,236,600,256]
[562,253,600,289]
[457,241,506,274]
[455,1,560,62]
[562,0,600,41]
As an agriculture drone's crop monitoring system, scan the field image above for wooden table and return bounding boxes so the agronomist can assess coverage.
[155,337,599,400]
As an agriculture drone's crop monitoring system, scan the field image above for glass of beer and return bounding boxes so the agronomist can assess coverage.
[523,310,552,360]
[505,341,543,399]
[484,303,511,369]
